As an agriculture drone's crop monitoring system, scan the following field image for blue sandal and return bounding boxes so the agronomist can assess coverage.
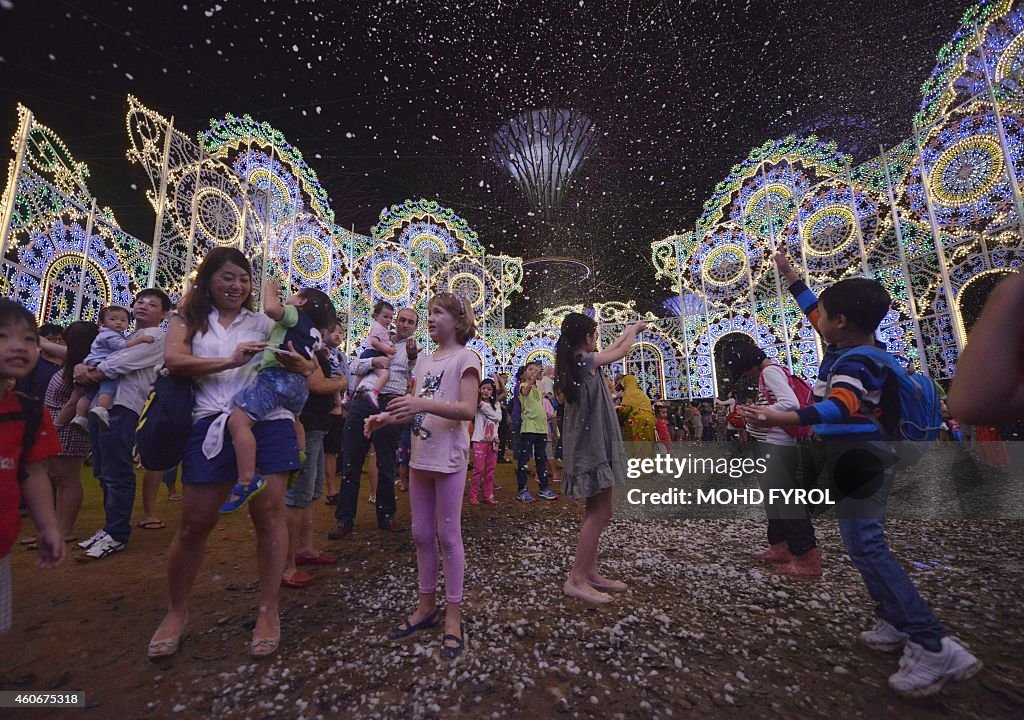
[440,622,466,661]
[219,475,267,514]
[387,610,439,640]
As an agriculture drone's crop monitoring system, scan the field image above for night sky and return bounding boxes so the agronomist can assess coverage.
[0,0,969,323]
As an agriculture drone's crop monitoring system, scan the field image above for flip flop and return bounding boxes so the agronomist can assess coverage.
[281,570,313,589]
[168,493,183,502]
[19,537,36,545]
[136,520,167,530]
[295,552,337,566]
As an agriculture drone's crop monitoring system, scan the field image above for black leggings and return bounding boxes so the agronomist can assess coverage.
[753,440,818,556]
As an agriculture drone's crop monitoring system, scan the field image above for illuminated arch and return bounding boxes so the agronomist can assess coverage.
[526,348,555,366]
[955,267,1014,337]
[624,342,666,399]
[40,252,112,324]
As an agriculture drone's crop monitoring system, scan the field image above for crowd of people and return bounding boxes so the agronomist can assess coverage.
[0,244,1021,698]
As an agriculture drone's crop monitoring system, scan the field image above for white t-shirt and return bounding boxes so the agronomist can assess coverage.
[471,401,502,443]
[748,364,799,447]
[190,307,292,459]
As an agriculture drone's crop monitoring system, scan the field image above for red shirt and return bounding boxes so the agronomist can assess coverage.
[656,418,672,448]
[0,391,61,558]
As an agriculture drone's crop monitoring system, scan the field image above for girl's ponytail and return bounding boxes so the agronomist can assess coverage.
[555,312,598,404]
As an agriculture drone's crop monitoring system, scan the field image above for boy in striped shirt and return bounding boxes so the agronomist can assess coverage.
[740,251,981,698]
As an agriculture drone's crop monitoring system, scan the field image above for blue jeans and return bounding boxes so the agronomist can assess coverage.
[826,442,945,651]
[89,406,139,545]
[839,517,945,650]
[286,429,326,509]
[515,432,548,492]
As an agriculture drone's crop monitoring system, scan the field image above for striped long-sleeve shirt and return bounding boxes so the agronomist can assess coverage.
[789,280,889,438]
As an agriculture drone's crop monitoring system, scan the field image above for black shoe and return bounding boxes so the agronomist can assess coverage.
[324,494,338,506]
[378,519,407,533]
[440,622,465,661]
[327,523,352,540]
[387,610,439,640]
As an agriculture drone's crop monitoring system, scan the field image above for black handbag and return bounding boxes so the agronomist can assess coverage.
[135,369,195,471]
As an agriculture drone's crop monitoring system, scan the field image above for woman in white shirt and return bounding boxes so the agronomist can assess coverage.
[147,248,315,661]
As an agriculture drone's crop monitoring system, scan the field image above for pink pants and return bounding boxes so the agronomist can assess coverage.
[470,441,497,500]
[409,468,466,603]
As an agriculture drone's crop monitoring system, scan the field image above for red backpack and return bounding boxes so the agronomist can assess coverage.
[759,364,815,440]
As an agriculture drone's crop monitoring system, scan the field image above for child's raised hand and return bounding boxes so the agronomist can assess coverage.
[773,249,798,282]
[35,527,66,569]
[632,321,648,335]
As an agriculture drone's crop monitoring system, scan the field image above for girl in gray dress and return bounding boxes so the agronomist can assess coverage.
[555,313,647,605]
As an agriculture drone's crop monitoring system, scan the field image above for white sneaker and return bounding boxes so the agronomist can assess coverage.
[83,534,125,560]
[88,405,110,430]
[70,416,90,436]
[78,529,108,550]
[860,619,909,653]
[888,637,982,697]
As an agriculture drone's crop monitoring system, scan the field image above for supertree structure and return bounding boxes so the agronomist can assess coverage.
[489,109,597,219]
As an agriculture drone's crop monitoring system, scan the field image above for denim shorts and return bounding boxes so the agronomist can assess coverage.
[84,377,119,401]
[182,415,300,485]
[234,366,309,421]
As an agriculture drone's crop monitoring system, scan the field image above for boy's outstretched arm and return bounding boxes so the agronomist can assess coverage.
[774,250,823,337]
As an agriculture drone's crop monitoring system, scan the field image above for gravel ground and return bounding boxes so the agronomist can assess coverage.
[3,464,1022,720]
[169,515,1022,720]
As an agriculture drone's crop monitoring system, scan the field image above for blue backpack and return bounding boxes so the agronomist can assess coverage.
[837,346,943,467]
